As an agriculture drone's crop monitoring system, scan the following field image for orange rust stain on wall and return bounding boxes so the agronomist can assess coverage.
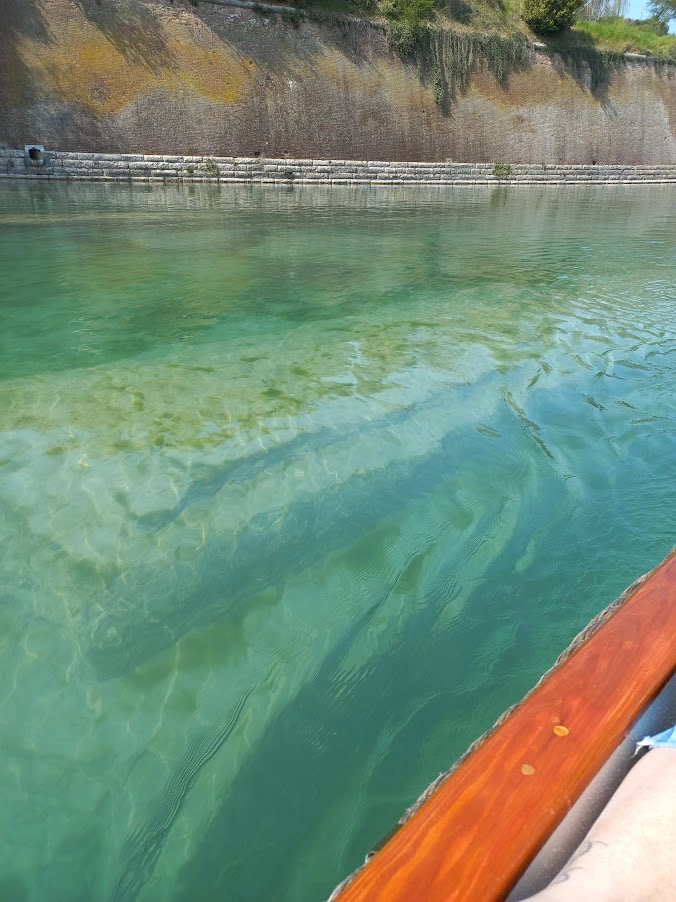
[468,63,594,110]
[17,12,253,115]
[313,53,433,110]
[20,27,153,115]
[167,40,254,106]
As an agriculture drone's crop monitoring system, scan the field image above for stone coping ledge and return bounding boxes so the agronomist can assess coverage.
[2,149,676,185]
[4,176,676,186]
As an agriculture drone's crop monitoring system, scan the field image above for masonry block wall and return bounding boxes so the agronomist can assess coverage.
[3,149,676,183]
[2,0,676,164]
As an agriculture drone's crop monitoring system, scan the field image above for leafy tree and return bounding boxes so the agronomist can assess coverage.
[647,0,676,23]
[630,14,669,32]
[522,0,584,32]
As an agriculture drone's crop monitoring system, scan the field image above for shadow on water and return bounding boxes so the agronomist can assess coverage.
[86,385,494,678]
[163,502,598,902]
[159,452,674,902]
[112,688,254,902]
[109,423,529,900]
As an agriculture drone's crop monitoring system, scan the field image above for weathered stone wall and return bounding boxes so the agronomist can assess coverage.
[2,0,676,163]
[3,147,676,182]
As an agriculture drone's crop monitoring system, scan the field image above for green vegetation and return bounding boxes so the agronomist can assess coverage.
[409,30,530,105]
[522,0,583,33]
[574,16,676,56]
[493,162,512,177]
[648,0,676,26]
[432,62,444,105]
[381,0,435,52]
[280,6,305,24]
[542,32,623,88]
[301,0,676,57]
[299,0,676,104]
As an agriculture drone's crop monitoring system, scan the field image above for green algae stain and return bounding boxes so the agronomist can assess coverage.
[45,444,70,457]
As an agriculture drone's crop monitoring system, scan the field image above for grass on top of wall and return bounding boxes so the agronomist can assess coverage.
[306,0,676,59]
[572,17,676,57]
[303,2,676,106]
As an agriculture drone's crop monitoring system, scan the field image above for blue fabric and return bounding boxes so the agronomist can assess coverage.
[636,724,676,751]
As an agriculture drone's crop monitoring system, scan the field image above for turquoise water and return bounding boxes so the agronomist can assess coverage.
[0,181,674,902]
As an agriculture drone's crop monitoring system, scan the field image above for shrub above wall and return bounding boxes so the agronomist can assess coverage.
[522,0,585,33]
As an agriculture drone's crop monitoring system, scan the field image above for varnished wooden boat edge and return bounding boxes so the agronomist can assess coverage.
[329,548,676,901]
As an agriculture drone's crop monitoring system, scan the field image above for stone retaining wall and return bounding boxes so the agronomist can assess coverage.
[3,149,676,185]
[5,0,676,164]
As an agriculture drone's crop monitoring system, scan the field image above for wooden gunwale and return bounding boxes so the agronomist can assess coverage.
[334,549,676,901]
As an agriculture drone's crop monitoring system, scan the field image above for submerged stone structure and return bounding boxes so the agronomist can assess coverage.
[2,0,676,164]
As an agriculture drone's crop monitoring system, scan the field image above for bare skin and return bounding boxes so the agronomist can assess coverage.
[525,748,676,901]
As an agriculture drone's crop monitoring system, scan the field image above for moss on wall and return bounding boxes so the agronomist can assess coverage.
[2,0,676,162]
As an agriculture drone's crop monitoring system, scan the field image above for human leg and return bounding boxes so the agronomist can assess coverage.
[524,747,676,902]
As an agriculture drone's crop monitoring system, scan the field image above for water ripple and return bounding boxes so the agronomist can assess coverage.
[0,182,674,902]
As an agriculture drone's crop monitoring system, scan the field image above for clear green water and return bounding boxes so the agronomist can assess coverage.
[0,181,674,902]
